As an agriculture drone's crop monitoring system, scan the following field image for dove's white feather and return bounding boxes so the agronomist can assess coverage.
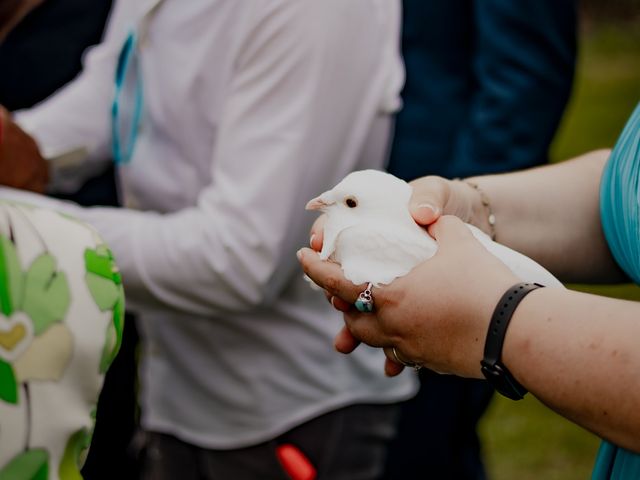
[467,225,563,287]
[333,221,436,285]
[307,169,563,288]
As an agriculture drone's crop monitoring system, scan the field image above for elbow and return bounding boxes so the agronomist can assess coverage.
[610,429,640,455]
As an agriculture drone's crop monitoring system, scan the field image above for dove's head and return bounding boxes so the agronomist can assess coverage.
[306,170,412,219]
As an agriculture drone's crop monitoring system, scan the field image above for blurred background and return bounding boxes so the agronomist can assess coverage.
[1,0,637,478]
[479,1,640,478]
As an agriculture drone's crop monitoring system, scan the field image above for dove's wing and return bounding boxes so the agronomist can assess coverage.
[467,225,563,288]
[334,222,436,286]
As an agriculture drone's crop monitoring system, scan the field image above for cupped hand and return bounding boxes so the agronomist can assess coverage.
[0,106,49,193]
[299,215,519,379]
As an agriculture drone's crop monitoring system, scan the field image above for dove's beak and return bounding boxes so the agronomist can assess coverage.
[305,193,334,211]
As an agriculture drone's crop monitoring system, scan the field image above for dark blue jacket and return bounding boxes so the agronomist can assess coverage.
[388,0,577,181]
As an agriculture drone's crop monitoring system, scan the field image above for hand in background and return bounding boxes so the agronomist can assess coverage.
[0,106,49,193]
[0,0,45,41]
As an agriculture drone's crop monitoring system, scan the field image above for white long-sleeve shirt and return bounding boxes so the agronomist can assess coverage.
[3,0,416,448]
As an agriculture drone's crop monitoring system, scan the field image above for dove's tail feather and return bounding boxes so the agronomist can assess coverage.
[467,225,564,288]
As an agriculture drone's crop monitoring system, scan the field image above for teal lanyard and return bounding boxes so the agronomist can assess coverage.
[594,101,640,479]
[110,0,165,165]
[111,30,143,165]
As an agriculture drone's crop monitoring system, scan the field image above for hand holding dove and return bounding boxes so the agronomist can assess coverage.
[300,169,562,377]
[299,150,640,456]
[305,170,562,288]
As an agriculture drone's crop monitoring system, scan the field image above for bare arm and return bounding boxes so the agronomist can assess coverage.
[409,150,626,283]
[299,215,640,453]
[467,150,624,282]
[505,286,640,452]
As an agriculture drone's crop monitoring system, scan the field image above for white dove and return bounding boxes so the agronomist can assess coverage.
[306,169,562,288]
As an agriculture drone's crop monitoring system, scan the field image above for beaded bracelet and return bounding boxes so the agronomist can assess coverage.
[463,180,496,241]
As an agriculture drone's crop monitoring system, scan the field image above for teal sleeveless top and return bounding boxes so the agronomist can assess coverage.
[593,101,640,479]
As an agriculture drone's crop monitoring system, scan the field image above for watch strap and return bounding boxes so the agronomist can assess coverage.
[481,282,543,400]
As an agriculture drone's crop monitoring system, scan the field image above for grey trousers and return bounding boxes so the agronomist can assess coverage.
[140,404,399,480]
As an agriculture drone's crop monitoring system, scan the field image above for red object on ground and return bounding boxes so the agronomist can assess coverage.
[276,443,317,480]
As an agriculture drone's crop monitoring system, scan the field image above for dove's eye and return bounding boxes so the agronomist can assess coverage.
[344,196,358,208]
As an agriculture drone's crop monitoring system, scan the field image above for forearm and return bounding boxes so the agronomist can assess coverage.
[466,150,625,282]
[504,287,640,451]
[0,187,292,316]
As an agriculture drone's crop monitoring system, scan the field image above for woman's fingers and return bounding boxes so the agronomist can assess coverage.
[427,215,474,244]
[334,325,360,353]
[384,355,405,377]
[332,295,353,312]
[299,238,416,378]
[309,215,326,252]
[297,248,364,303]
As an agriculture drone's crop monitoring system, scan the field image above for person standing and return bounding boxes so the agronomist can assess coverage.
[0,1,416,478]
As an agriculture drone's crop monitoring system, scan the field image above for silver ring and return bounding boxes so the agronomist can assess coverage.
[391,347,422,371]
[354,282,374,313]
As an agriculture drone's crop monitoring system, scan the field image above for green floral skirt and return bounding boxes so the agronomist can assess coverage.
[0,201,124,479]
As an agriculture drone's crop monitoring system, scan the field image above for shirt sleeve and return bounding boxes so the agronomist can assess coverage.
[14,0,128,192]
[2,0,399,317]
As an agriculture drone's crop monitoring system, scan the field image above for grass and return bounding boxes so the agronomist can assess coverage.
[551,22,640,160]
[478,21,640,480]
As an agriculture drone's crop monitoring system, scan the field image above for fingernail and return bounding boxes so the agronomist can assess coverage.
[296,249,303,260]
[309,234,316,247]
[417,203,439,215]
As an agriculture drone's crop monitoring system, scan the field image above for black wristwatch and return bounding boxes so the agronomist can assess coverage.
[481,282,544,400]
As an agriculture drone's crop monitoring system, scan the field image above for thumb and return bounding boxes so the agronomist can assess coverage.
[409,202,441,226]
[427,215,474,247]
[408,176,447,226]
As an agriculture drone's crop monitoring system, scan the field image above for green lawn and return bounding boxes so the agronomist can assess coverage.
[478,21,640,480]
[551,22,640,161]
